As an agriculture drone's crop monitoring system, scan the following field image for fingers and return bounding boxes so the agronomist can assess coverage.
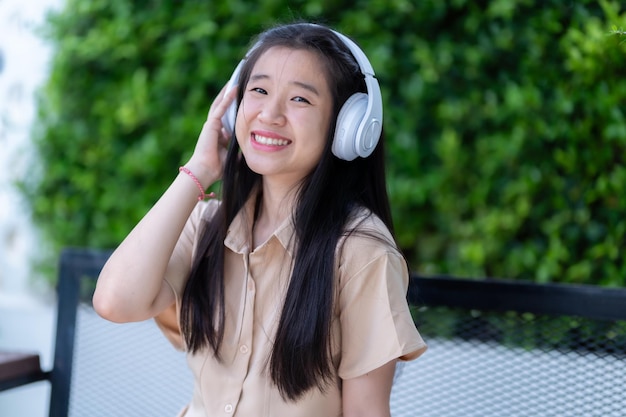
[208,83,238,122]
[206,84,227,120]
[218,127,231,148]
[187,84,238,179]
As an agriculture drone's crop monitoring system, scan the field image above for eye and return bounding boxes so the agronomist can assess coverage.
[250,87,267,95]
[292,96,311,104]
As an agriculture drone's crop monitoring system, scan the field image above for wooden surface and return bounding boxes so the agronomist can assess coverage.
[0,351,42,382]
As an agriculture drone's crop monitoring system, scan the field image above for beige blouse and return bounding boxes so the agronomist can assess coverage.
[155,196,426,417]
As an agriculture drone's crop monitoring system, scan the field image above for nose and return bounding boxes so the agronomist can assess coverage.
[257,97,286,126]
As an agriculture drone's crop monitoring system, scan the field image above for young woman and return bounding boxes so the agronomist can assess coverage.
[93,22,426,417]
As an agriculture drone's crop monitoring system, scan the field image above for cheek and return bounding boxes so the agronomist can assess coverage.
[313,113,333,151]
[306,127,330,163]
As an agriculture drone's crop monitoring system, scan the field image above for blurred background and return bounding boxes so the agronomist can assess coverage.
[1,0,62,415]
[0,0,59,303]
[1,0,625,415]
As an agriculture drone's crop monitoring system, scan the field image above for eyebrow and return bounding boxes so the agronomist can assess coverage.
[249,74,320,96]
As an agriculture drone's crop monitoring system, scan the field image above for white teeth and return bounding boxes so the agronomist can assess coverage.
[254,134,289,146]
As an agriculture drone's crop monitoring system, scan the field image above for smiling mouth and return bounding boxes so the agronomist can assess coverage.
[254,134,291,146]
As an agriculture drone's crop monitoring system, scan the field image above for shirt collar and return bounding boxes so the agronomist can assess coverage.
[224,188,296,256]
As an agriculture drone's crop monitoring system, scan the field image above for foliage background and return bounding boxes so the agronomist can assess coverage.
[26,0,626,286]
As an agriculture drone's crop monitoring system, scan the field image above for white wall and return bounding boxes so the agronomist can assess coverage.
[0,0,62,303]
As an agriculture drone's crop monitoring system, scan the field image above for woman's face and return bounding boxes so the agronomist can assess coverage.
[234,46,333,186]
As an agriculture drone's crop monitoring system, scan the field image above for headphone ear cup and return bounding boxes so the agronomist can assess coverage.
[221,99,237,135]
[332,93,368,161]
[220,59,246,136]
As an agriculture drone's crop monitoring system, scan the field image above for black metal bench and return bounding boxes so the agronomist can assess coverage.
[391,275,626,417]
[0,249,113,416]
[4,248,626,416]
[0,248,195,417]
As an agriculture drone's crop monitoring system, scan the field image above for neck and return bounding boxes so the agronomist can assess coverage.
[252,177,300,248]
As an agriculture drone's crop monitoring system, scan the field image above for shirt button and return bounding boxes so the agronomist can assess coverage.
[240,345,249,354]
[225,404,233,413]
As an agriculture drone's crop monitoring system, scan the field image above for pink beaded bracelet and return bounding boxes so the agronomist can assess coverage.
[179,166,216,201]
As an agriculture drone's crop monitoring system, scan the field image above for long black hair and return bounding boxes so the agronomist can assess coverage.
[180,22,395,401]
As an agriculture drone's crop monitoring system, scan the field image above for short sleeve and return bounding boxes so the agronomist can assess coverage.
[337,243,427,380]
[154,199,220,350]
[163,199,220,298]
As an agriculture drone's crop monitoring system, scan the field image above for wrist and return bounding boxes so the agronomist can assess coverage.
[179,166,217,201]
[182,160,219,189]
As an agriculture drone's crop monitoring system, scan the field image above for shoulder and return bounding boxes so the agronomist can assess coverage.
[336,207,406,283]
[340,206,401,260]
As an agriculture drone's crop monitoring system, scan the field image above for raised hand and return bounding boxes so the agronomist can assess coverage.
[185,84,238,188]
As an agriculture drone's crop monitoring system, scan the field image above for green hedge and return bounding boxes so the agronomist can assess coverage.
[26,0,626,285]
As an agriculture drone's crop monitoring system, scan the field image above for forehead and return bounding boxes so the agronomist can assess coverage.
[250,46,331,89]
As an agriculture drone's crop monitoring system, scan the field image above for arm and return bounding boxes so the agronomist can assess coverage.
[342,359,397,417]
[92,85,237,323]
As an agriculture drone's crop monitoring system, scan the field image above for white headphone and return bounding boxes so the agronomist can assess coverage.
[220,26,383,161]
